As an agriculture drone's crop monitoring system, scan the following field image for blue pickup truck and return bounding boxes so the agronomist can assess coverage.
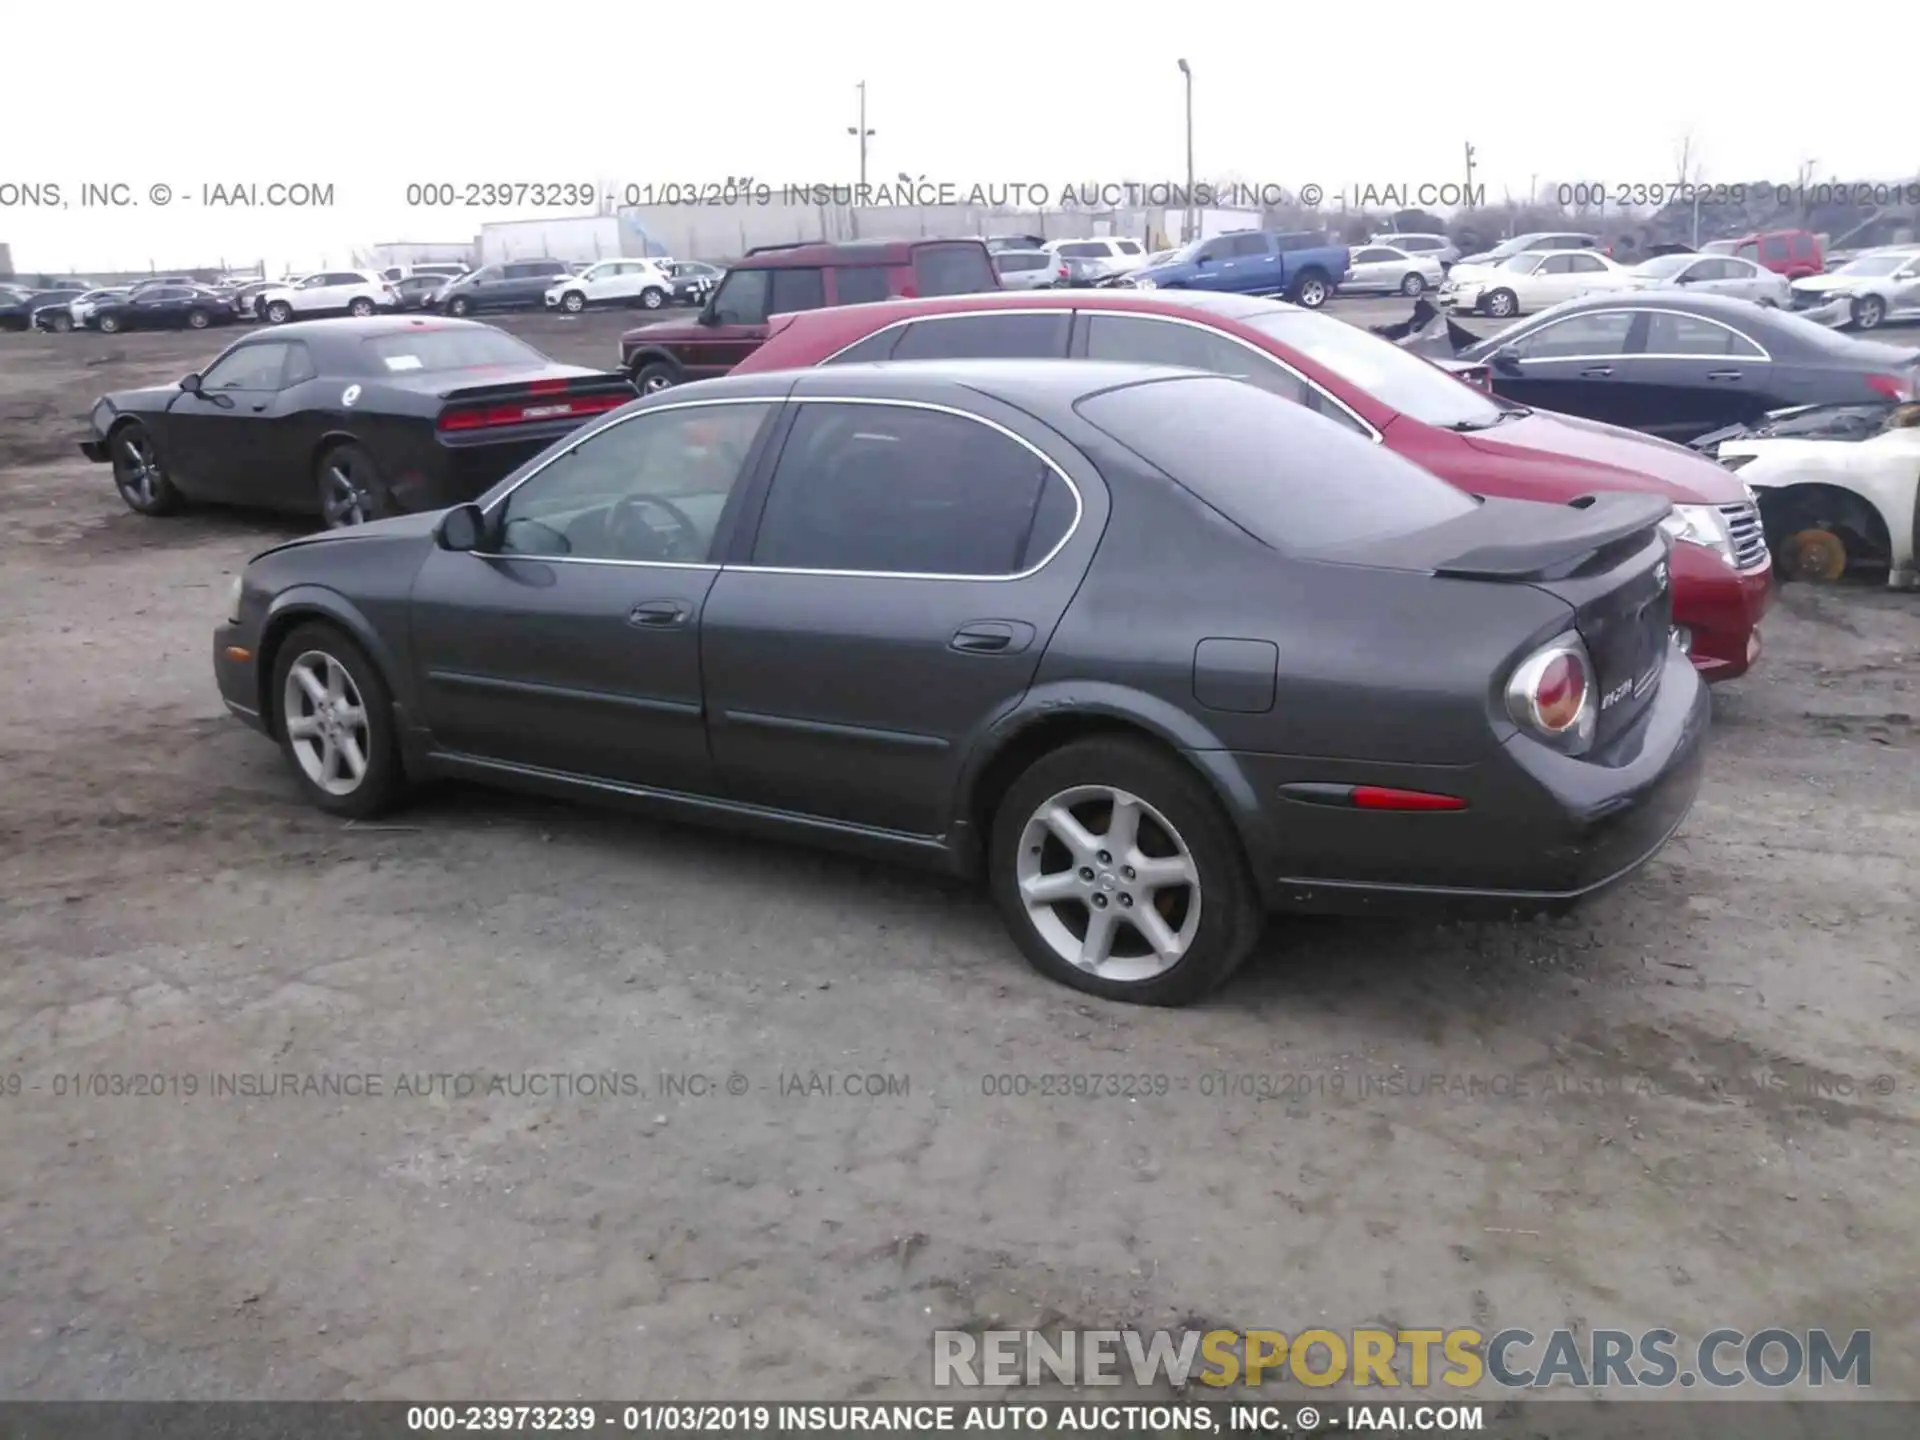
[1127,230,1350,307]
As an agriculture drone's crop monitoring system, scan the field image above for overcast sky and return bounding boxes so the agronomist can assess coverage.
[3,4,1909,273]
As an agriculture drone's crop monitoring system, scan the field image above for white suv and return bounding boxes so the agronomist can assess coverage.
[1044,237,1150,280]
[544,258,676,313]
[258,270,397,323]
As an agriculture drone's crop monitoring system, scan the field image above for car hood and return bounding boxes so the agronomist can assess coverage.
[1449,409,1750,503]
[1792,273,1869,294]
[622,318,708,344]
[252,509,445,562]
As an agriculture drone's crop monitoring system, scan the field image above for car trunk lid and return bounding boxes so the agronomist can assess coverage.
[422,367,637,436]
[1317,492,1675,747]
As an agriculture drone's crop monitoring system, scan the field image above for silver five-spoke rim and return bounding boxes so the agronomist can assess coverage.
[1016,785,1201,982]
[118,435,160,507]
[641,372,673,393]
[283,651,370,796]
[321,459,370,527]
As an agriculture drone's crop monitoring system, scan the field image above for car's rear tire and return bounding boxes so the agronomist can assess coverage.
[634,360,680,395]
[447,296,472,317]
[988,737,1263,1006]
[1400,271,1427,296]
[1484,288,1519,318]
[187,308,211,329]
[561,290,587,313]
[348,297,375,317]
[98,313,122,334]
[1852,295,1886,330]
[271,622,404,819]
[639,287,666,309]
[109,422,184,516]
[315,442,391,529]
[1291,270,1332,308]
[265,301,292,324]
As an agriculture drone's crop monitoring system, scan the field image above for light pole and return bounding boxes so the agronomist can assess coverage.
[1176,59,1194,243]
[848,81,875,195]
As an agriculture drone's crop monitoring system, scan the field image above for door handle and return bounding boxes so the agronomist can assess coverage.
[1579,366,1613,378]
[1706,370,1742,381]
[950,620,1035,655]
[627,599,690,629]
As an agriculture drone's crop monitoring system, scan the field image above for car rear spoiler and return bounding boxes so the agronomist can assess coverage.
[1432,492,1673,581]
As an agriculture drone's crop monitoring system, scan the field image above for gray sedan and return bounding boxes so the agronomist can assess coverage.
[1624,253,1789,306]
[1340,244,1446,297]
[212,360,1706,1006]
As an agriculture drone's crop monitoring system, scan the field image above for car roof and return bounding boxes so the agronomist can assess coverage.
[733,238,988,268]
[238,315,501,342]
[655,356,1219,410]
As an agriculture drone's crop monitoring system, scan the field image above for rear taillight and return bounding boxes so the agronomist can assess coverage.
[1505,634,1596,754]
[1866,373,1913,402]
[438,391,627,432]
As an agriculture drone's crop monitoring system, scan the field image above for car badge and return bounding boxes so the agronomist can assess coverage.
[341,385,361,407]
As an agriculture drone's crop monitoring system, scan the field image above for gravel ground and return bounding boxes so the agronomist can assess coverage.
[0,302,1916,1405]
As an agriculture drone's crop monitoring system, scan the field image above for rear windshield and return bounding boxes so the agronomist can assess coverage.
[1076,375,1478,552]
[914,243,997,296]
[360,327,546,373]
[1243,308,1506,430]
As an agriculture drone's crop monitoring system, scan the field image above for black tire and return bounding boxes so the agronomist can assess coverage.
[264,300,292,324]
[988,737,1263,1006]
[270,622,405,819]
[639,286,666,310]
[633,359,680,395]
[187,308,211,330]
[1290,270,1332,308]
[447,295,472,317]
[561,290,586,313]
[1400,271,1427,296]
[97,313,123,334]
[315,442,393,529]
[108,422,184,516]
[1852,295,1886,330]
[50,311,74,333]
[1483,288,1519,319]
[348,296,375,317]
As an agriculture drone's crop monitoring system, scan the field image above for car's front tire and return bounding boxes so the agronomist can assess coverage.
[264,301,292,324]
[988,737,1263,1006]
[447,296,472,316]
[271,623,404,818]
[561,290,587,313]
[50,311,74,332]
[109,422,183,516]
[633,360,680,394]
[639,287,666,309]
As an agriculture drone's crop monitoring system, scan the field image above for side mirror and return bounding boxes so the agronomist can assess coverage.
[696,304,722,326]
[180,372,203,394]
[1195,254,1213,267]
[1490,347,1523,373]
[436,503,488,553]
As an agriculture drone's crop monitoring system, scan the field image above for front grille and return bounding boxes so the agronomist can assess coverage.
[1717,501,1769,571]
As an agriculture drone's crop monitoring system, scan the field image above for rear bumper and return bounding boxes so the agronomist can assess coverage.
[1672,543,1773,682]
[1237,645,1710,917]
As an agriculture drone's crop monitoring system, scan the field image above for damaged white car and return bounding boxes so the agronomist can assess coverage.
[1695,403,1920,587]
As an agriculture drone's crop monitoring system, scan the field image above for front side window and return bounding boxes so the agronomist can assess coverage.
[750,403,1073,576]
[1508,311,1635,359]
[496,402,773,563]
[1227,234,1270,257]
[201,343,290,391]
[710,269,771,324]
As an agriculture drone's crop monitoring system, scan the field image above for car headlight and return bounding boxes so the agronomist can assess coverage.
[1659,503,1736,565]
[226,575,245,624]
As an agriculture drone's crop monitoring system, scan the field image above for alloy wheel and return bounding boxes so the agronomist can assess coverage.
[320,457,371,527]
[281,651,371,797]
[1014,784,1201,982]
[563,292,585,312]
[117,435,162,507]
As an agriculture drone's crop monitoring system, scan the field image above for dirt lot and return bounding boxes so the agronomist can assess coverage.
[0,304,1916,1405]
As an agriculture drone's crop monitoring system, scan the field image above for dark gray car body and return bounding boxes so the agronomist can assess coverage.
[214,361,1707,914]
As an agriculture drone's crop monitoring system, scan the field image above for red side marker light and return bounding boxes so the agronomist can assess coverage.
[1349,786,1469,811]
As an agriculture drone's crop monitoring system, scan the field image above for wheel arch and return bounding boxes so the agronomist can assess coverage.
[626,344,686,376]
[253,588,406,738]
[1755,479,1896,572]
[951,685,1275,881]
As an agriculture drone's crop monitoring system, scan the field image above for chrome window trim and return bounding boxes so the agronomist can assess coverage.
[822,308,1384,445]
[1498,306,1772,364]
[729,396,1086,582]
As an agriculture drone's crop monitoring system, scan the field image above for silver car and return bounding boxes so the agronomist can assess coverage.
[1372,232,1461,268]
[1341,244,1447,297]
[993,249,1062,290]
[1625,253,1790,307]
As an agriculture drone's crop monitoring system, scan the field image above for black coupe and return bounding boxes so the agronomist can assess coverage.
[81,316,636,527]
[212,361,1707,1006]
[1455,292,1920,443]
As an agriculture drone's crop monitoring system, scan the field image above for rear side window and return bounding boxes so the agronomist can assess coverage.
[889,313,1070,361]
[769,267,827,315]
[913,243,997,296]
[832,266,893,304]
[1228,233,1270,257]
[751,402,1075,576]
[1646,313,1763,358]
[824,328,903,364]
[1735,243,1760,262]
[1076,376,1476,552]
[1760,236,1789,262]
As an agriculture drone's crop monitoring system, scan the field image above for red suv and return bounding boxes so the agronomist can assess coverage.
[1708,229,1824,280]
[735,290,1773,681]
[617,238,999,395]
